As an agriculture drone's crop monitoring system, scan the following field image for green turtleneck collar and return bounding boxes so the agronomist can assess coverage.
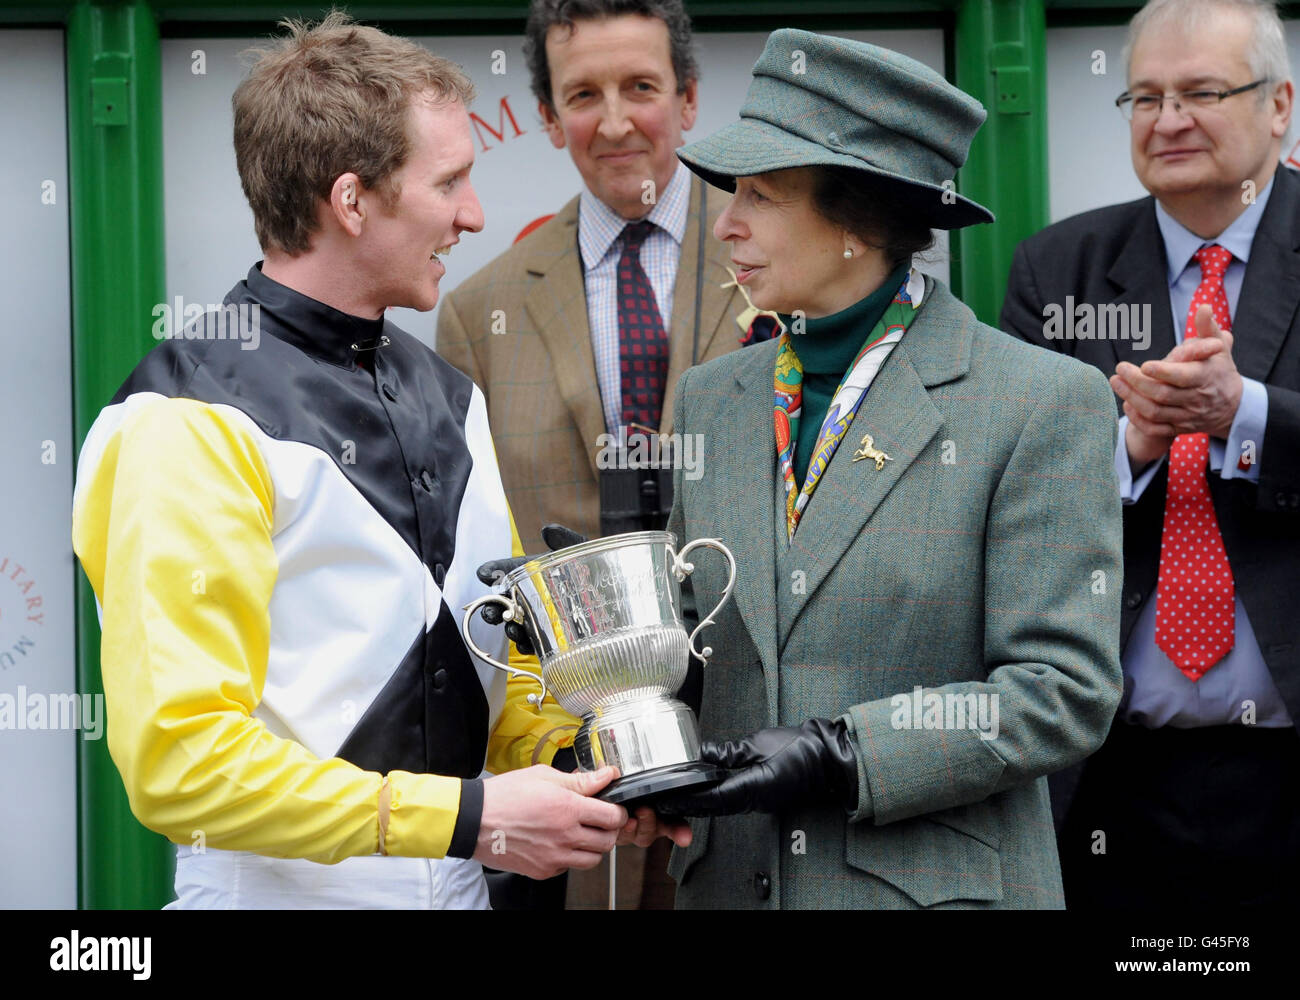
[778,261,911,374]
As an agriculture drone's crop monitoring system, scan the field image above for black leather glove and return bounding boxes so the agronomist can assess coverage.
[475,524,586,655]
[657,718,859,816]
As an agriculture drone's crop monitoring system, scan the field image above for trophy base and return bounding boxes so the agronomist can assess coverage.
[597,761,724,808]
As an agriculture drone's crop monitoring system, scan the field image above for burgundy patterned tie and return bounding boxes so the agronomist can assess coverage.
[616,221,669,431]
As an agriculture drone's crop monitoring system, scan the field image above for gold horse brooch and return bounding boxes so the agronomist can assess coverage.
[851,433,891,470]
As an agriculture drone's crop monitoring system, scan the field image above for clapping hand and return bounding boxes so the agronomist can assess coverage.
[1110,303,1244,461]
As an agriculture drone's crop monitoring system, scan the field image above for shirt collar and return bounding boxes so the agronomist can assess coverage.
[227,262,388,369]
[1154,171,1275,285]
[578,160,691,272]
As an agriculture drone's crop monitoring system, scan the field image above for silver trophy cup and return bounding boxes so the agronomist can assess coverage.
[461,530,737,804]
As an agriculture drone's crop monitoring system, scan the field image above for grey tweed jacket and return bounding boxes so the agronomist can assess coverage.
[665,275,1124,909]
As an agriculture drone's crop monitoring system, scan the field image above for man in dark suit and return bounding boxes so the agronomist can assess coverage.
[1001,0,1300,908]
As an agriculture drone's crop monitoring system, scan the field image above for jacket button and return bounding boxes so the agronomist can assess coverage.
[1291,493,1300,508]
[753,871,771,900]
[432,668,448,690]
[382,382,397,401]
[1125,591,1143,610]
[1276,492,1290,508]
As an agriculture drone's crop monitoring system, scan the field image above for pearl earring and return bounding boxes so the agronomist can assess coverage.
[843,247,853,259]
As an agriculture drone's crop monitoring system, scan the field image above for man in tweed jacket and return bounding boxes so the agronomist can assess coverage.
[437,179,741,552]
[438,0,755,910]
[436,0,750,553]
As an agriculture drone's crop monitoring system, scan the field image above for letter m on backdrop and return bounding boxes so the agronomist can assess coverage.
[471,97,526,151]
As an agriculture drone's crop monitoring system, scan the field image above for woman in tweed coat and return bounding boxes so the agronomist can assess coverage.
[655,29,1124,909]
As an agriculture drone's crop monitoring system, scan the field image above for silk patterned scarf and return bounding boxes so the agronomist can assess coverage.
[774,270,923,540]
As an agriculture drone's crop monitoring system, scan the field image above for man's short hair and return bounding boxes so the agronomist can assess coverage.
[523,0,698,109]
[233,9,475,255]
[1124,0,1292,89]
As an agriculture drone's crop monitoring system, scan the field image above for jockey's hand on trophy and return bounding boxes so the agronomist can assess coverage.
[475,524,586,654]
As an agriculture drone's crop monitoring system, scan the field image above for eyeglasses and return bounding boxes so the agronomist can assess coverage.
[1115,79,1268,121]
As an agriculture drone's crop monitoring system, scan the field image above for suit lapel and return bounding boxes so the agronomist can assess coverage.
[1105,199,1178,372]
[777,279,964,641]
[1105,168,1300,381]
[1234,166,1300,382]
[661,178,741,432]
[707,339,781,680]
[523,196,606,478]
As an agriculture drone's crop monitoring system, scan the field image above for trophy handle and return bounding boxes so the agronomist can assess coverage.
[461,594,548,708]
[671,538,737,665]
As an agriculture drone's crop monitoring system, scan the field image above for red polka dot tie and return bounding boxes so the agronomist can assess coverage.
[1154,244,1235,681]
[616,221,669,431]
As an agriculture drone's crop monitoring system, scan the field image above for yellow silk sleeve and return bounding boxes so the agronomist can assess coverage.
[72,397,461,863]
[484,510,580,774]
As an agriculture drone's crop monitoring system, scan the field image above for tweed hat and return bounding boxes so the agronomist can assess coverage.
[677,29,993,229]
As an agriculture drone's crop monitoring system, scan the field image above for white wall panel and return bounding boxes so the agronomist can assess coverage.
[0,28,77,910]
[162,28,946,351]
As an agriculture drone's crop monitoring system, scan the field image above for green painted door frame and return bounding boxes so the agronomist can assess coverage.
[27,0,1056,907]
[67,0,172,909]
[954,0,1049,326]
